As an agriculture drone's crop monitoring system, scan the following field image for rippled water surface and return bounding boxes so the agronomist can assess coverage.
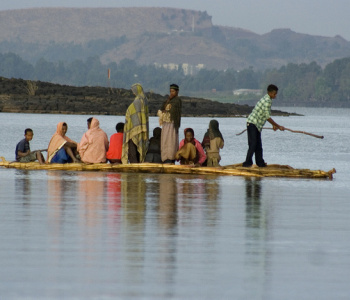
[0,109,349,299]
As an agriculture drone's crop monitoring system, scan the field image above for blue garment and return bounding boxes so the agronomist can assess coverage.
[15,138,30,161]
[50,147,72,164]
[243,123,266,167]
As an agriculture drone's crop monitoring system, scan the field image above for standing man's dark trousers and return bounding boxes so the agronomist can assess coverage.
[243,123,266,167]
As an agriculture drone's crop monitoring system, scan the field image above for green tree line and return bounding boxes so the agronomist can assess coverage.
[1,52,350,105]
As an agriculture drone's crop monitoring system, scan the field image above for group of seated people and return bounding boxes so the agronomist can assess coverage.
[15,118,224,167]
[176,120,224,167]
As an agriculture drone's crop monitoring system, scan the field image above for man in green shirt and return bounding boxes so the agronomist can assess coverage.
[242,84,284,167]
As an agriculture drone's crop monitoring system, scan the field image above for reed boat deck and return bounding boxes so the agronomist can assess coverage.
[0,157,336,179]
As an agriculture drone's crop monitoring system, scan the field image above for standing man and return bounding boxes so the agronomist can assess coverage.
[242,84,284,167]
[158,83,182,164]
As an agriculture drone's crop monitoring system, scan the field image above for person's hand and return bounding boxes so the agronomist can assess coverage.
[273,125,278,131]
[279,125,285,131]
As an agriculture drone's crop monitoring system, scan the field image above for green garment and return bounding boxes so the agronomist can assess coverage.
[121,83,149,164]
[161,96,182,131]
[246,94,272,131]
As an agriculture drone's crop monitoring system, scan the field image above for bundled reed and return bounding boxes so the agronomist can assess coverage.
[0,156,336,179]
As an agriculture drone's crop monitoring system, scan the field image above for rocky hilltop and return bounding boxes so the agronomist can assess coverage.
[0,77,293,117]
[0,8,349,70]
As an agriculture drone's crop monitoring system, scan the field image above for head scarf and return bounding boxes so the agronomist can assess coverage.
[121,83,149,164]
[131,83,146,98]
[202,120,224,148]
[78,117,109,163]
[46,122,76,163]
[78,118,102,155]
[208,120,224,140]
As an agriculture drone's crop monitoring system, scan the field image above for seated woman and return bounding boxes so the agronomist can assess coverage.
[202,119,224,167]
[47,122,80,164]
[175,128,206,166]
[144,127,162,163]
[78,117,109,164]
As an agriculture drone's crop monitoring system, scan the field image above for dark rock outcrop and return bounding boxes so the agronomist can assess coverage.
[0,77,294,117]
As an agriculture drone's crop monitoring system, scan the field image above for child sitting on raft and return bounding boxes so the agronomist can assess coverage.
[175,128,206,166]
[106,122,124,164]
[144,127,162,163]
[15,128,45,164]
[201,120,224,167]
[46,122,80,164]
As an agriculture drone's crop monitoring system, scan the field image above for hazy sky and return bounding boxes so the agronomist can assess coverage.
[1,0,350,41]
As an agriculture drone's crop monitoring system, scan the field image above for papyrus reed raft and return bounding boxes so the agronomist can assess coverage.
[0,157,336,179]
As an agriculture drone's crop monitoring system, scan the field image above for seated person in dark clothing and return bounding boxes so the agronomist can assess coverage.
[15,128,45,164]
[144,127,162,163]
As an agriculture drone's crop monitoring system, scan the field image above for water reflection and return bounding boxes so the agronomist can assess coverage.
[15,170,31,205]
[158,174,178,230]
[48,171,78,201]
[245,177,262,228]
[78,172,107,228]
[244,177,271,299]
[106,173,122,221]
[47,171,79,259]
[177,175,219,228]
[155,174,178,297]
[48,171,79,220]
[43,171,223,298]
[204,176,220,225]
[177,175,205,225]
[121,173,146,284]
[121,173,146,226]
[146,174,221,298]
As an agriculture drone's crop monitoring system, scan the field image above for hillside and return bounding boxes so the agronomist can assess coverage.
[0,8,349,70]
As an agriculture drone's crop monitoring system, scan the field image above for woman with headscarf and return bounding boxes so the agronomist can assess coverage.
[157,83,182,164]
[121,83,149,164]
[201,119,224,167]
[176,128,206,166]
[46,122,79,163]
[77,117,109,164]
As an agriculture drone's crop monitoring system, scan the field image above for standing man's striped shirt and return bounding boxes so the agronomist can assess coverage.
[246,94,272,132]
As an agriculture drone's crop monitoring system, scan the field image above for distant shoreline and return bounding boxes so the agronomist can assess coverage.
[0,77,297,117]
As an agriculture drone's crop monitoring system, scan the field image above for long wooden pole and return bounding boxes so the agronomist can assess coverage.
[236,127,324,139]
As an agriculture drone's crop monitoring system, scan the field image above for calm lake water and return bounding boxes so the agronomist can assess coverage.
[0,108,349,299]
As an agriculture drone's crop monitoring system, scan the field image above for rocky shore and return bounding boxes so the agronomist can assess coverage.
[0,77,294,117]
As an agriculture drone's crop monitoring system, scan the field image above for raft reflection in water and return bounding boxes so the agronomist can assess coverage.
[45,172,221,267]
[45,172,221,233]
